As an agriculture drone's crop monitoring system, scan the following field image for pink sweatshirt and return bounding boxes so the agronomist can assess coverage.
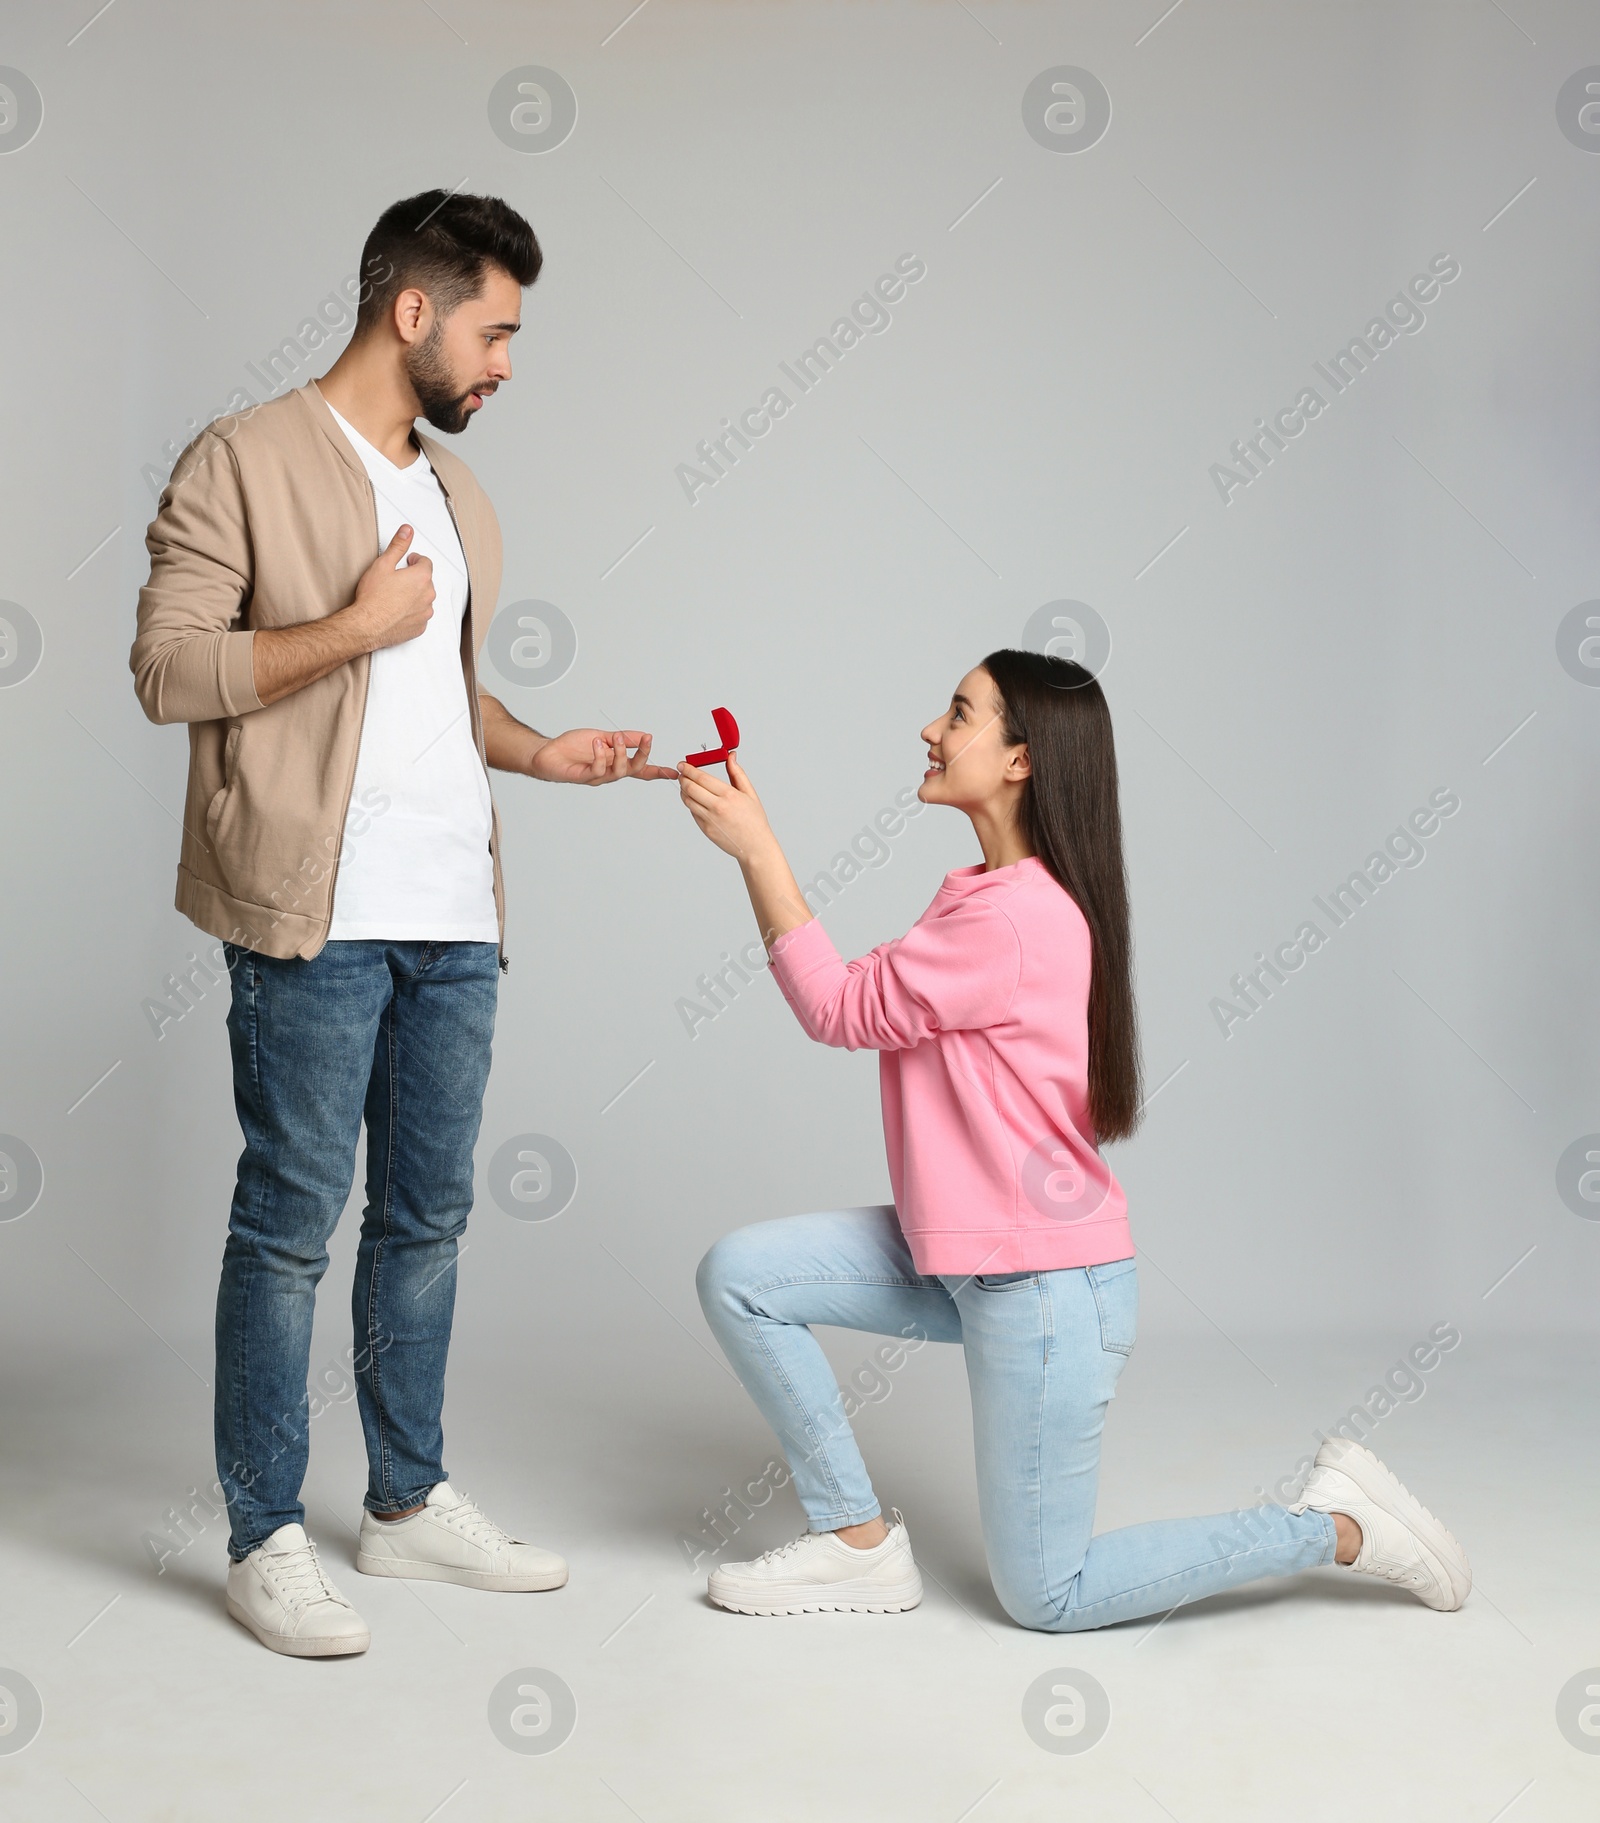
[768,856,1133,1276]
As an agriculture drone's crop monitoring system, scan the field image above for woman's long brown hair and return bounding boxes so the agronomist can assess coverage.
[982,648,1142,1142]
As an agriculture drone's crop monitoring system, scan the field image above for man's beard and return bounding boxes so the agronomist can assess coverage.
[405,322,487,434]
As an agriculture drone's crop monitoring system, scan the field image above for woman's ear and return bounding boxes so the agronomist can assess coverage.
[1007,743,1031,780]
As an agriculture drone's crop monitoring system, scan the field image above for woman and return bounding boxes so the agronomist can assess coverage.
[676,650,1470,1629]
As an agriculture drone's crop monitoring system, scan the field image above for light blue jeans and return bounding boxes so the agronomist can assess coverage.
[697,1206,1337,1632]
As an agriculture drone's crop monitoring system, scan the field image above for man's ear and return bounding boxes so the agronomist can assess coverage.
[393,286,430,344]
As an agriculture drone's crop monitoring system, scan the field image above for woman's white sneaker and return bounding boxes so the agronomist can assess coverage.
[708,1509,923,1615]
[1290,1436,1471,1611]
[226,1524,371,1657]
[355,1482,568,1592]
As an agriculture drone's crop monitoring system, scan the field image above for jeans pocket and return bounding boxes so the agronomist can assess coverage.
[1087,1258,1138,1355]
[975,1271,1039,1291]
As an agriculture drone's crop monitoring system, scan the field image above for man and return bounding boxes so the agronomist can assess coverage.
[131,191,675,1657]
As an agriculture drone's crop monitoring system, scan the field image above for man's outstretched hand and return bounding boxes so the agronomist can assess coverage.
[528,728,679,785]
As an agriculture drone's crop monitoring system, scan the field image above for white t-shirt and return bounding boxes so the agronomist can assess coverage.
[323,402,499,942]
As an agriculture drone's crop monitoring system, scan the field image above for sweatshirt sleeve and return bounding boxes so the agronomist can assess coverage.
[129,430,264,726]
[768,903,1022,1052]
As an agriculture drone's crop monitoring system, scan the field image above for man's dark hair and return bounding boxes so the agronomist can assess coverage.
[355,190,542,335]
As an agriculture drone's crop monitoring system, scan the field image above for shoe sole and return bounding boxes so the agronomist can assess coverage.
[708,1574,924,1617]
[354,1550,568,1593]
[226,1596,370,1657]
[1317,1437,1472,1608]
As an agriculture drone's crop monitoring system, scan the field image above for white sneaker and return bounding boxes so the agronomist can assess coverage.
[1290,1436,1471,1611]
[225,1524,371,1657]
[355,1483,568,1592]
[708,1509,923,1616]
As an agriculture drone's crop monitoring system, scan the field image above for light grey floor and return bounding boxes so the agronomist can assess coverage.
[0,1327,1594,1821]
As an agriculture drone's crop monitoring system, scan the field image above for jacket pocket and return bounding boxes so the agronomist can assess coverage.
[1087,1258,1138,1355]
[204,722,243,847]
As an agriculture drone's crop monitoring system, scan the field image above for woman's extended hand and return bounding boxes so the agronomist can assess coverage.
[677,754,776,863]
[679,753,815,946]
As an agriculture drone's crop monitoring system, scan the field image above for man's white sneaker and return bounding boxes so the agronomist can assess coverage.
[225,1524,371,1657]
[708,1509,923,1616]
[355,1482,567,1592]
[1290,1436,1471,1611]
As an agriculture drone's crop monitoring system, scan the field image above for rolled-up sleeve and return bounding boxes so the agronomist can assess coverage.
[130,432,263,725]
[768,905,1022,1052]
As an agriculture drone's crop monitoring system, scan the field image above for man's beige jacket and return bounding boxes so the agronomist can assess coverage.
[130,381,507,963]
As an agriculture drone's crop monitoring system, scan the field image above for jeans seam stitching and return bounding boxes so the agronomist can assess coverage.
[1031,1282,1069,1625]
[367,998,400,1505]
[746,1311,852,1521]
[1057,1536,1325,1622]
[745,1271,940,1303]
[227,956,267,1558]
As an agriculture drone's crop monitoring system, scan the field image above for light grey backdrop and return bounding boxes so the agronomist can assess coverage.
[1,0,1597,1389]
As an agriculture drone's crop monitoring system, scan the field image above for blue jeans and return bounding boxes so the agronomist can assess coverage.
[215,939,499,1559]
[697,1207,1337,1631]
